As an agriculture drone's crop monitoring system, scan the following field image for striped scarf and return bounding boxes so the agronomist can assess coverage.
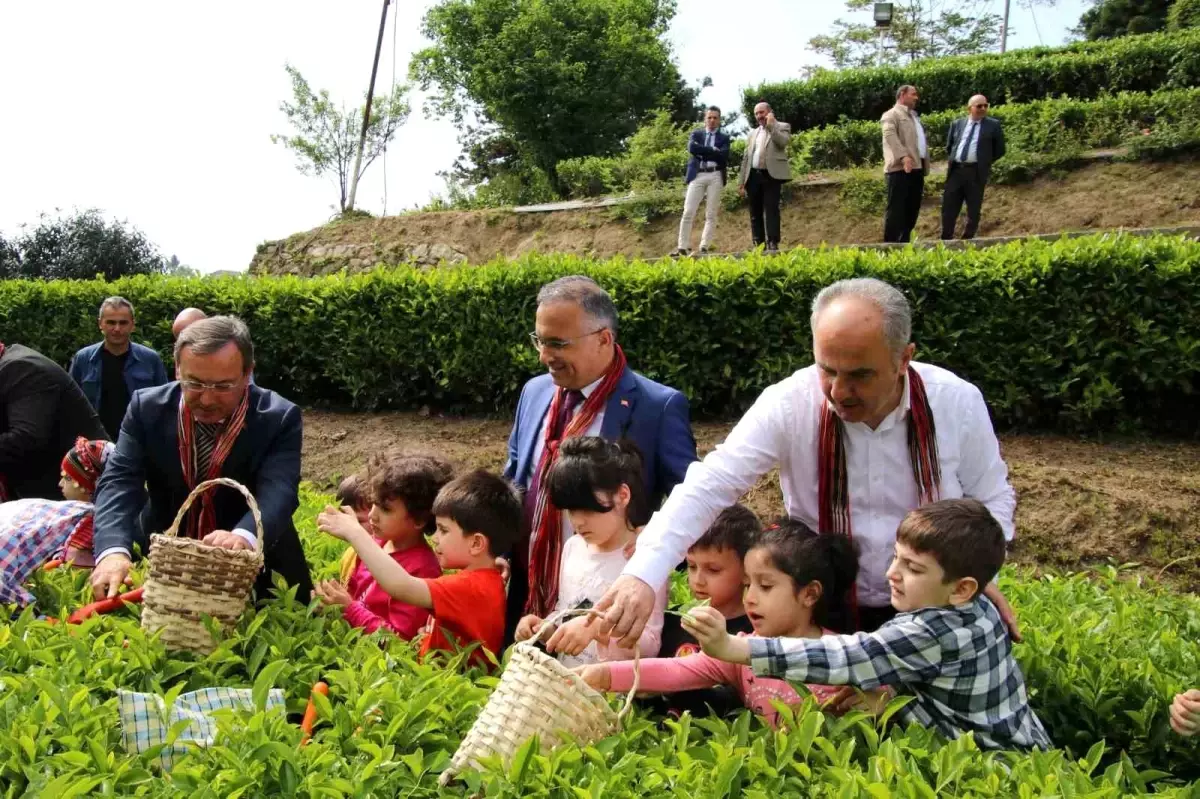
[525,345,627,616]
[818,366,941,617]
[177,388,250,539]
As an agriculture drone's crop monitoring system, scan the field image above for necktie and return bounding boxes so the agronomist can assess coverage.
[958,122,977,163]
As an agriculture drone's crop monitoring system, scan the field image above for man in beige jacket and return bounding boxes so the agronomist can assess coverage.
[881,85,930,243]
[738,102,791,253]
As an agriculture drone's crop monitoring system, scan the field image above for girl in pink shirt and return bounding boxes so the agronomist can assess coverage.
[579,522,886,726]
[315,451,452,638]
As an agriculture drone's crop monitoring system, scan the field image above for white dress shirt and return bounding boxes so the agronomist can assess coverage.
[914,114,929,161]
[752,126,769,169]
[957,120,980,164]
[624,361,1016,608]
[529,375,606,551]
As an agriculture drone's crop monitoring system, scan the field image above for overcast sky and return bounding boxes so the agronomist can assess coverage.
[0,0,1089,273]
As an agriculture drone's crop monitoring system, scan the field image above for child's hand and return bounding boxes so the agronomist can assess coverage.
[1171,689,1200,737]
[825,686,893,716]
[515,614,542,642]
[317,505,367,542]
[575,664,612,692]
[495,556,511,586]
[682,605,750,664]
[315,579,353,608]
[546,616,600,656]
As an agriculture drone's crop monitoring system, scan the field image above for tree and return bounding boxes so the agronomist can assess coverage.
[411,0,690,193]
[1075,0,1172,39]
[808,0,1058,68]
[0,209,166,281]
[271,65,411,213]
[163,254,200,278]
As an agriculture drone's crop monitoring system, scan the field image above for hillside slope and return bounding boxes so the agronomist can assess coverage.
[251,158,1200,275]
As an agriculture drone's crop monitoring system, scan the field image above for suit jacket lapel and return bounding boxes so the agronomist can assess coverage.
[601,367,638,440]
[522,382,556,481]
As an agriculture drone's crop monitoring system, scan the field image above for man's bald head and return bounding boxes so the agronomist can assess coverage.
[172,307,207,339]
[968,95,989,120]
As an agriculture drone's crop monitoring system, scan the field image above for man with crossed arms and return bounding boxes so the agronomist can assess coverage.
[597,277,1021,647]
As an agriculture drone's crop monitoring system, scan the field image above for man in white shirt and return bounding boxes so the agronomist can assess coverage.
[596,277,1020,645]
[736,102,792,254]
[881,85,930,243]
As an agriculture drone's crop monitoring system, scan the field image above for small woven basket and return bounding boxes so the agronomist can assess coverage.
[440,608,640,786]
[140,478,264,655]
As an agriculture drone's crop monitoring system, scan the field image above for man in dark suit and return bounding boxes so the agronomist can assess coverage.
[90,316,312,602]
[502,275,697,639]
[941,95,1006,240]
[674,106,731,256]
[0,342,108,500]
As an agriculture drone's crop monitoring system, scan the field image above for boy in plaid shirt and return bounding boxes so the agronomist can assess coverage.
[683,498,1051,751]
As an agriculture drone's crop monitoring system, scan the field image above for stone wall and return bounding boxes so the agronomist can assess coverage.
[250,238,468,276]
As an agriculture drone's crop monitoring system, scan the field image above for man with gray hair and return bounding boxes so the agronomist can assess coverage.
[69,296,169,440]
[502,275,697,641]
[90,315,312,603]
[737,102,792,253]
[596,277,1018,645]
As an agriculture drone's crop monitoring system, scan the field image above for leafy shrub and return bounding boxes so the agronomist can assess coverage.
[795,88,1200,171]
[1170,0,1200,31]
[745,28,1200,131]
[3,234,1200,433]
[3,489,1198,794]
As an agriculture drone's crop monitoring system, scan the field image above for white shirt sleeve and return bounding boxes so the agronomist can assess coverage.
[954,384,1016,540]
[232,528,259,550]
[623,381,794,592]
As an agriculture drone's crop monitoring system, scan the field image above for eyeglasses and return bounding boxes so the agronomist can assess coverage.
[528,328,607,351]
[180,378,243,394]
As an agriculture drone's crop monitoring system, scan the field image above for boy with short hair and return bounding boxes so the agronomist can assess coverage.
[648,504,760,718]
[683,498,1051,751]
[319,469,520,670]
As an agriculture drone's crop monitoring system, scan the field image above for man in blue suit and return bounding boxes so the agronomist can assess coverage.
[502,276,697,637]
[89,316,312,603]
[68,296,169,441]
[673,106,731,257]
[941,94,1006,240]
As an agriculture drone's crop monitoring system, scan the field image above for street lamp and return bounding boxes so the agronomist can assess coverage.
[874,3,893,66]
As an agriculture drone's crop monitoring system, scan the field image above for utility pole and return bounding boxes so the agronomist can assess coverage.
[1001,0,1011,53]
[345,0,391,213]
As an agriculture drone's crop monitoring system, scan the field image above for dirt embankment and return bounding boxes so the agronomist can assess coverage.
[252,159,1200,274]
[301,410,1200,591]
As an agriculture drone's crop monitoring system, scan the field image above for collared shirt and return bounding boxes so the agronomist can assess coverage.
[747,596,1052,751]
[702,129,717,170]
[752,126,769,169]
[624,361,1016,607]
[529,375,606,547]
[957,119,980,163]
[914,113,928,160]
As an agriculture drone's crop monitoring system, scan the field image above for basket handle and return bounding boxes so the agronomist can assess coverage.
[163,477,265,551]
[525,606,641,724]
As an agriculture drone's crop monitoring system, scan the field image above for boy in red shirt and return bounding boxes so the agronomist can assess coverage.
[319,469,520,670]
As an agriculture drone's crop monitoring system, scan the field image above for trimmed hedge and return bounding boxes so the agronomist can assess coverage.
[2,234,1199,433]
[744,28,1200,131]
[799,88,1200,171]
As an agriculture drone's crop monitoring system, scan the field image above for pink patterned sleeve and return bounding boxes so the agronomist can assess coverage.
[608,652,741,694]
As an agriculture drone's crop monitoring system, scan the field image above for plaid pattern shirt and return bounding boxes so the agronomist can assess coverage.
[0,499,93,606]
[748,595,1051,751]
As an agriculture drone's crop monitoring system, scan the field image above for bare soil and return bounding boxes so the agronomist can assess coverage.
[302,410,1200,590]
[254,159,1200,272]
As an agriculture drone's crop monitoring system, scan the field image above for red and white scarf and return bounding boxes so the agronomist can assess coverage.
[176,388,250,539]
[818,365,941,619]
[525,346,627,616]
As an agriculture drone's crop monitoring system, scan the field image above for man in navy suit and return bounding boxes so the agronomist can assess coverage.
[502,276,697,639]
[673,106,731,257]
[941,95,1006,240]
[90,316,312,603]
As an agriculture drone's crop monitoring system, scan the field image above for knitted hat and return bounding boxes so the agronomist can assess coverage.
[61,437,113,494]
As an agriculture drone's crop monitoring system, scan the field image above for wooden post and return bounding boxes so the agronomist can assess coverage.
[346,0,390,212]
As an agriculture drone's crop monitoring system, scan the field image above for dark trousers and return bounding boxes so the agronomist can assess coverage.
[746,168,782,247]
[941,162,986,239]
[884,169,925,243]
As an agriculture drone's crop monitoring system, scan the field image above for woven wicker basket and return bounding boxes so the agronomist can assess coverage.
[440,608,640,786]
[140,478,265,654]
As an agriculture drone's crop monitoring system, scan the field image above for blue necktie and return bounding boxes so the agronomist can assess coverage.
[957,122,978,163]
